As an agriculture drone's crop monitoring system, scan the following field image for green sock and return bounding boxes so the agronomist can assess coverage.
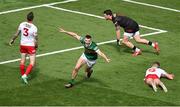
[69,79,75,85]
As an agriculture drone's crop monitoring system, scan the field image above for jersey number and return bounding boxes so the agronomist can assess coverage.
[148,68,156,72]
[23,28,29,36]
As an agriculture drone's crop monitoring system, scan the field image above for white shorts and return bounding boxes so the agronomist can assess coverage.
[124,31,140,38]
[80,53,96,68]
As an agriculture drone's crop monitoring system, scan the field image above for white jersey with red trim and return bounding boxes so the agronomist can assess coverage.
[145,67,167,78]
[18,22,37,46]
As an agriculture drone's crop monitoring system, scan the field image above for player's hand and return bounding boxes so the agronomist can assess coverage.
[59,28,66,33]
[9,39,14,46]
[106,58,111,63]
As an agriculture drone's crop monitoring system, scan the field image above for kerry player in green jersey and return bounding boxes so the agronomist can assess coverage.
[59,28,110,88]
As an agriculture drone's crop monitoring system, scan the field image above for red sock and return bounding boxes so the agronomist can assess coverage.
[20,64,25,75]
[25,64,33,76]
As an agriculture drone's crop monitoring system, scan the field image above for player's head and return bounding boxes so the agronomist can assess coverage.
[85,35,92,45]
[103,9,113,20]
[27,12,34,22]
[152,61,160,68]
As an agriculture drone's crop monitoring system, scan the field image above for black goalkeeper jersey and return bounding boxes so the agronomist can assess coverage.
[112,15,139,33]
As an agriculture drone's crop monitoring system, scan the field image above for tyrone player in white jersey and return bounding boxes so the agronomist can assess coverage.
[144,62,174,92]
[9,12,38,84]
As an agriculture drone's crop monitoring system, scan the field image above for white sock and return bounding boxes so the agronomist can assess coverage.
[22,74,27,78]
[135,48,140,52]
[152,43,155,47]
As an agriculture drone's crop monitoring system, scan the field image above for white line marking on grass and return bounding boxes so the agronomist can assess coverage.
[0,0,78,15]
[45,5,167,33]
[0,30,166,65]
[122,0,180,12]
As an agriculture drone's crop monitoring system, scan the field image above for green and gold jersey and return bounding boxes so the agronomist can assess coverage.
[80,36,99,60]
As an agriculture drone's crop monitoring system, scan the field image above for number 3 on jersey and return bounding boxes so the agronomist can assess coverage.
[23,28,29,36]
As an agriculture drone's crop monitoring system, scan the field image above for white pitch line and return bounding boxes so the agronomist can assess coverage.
[45,5,167,32]
[0,30,166,65]
[0,0,78,15]
[122,0,180,13]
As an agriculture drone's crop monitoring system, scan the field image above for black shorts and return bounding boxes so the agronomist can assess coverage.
[124,22,139,33]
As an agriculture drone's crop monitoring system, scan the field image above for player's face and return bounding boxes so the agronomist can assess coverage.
[85,38,91,46]
[104,14,111,20]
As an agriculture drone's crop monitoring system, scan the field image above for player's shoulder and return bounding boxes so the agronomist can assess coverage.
[92,41,98,46]
[31,23,38,30]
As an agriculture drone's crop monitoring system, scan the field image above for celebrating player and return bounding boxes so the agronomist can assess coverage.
[103,9,160,56]
[59,27,110,88]
[144,62,174,92]
[9,12,38,84]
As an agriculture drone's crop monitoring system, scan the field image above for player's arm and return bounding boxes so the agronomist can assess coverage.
[96,49,110,63]
[115,25,121,45]
[163,73,174,80]
[9,29,21,46]
[59,27,81,40]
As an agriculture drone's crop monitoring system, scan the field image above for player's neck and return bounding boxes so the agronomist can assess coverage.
[27,21,33,23]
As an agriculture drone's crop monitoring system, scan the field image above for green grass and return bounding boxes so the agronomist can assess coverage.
[0,0,180,106]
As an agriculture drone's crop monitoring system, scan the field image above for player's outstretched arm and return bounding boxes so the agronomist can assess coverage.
[96,49,110,63]
[59,27,81,40]
[165,73,174,80]
[9,29,20,46]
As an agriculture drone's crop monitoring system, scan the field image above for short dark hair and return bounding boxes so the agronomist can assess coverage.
[104,9,113,16]
[152,61,160,67]
[85,35,92,39]
[27,12,34,21]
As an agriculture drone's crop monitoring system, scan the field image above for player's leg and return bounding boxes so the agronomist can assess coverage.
[122,33,141,56]
[25,54,36,76]
[133,32,160,53]
[21,54,35,84]
[85,60,96,78]
[65,56,86,88]
[20,53,26,76]
[145,78,157,92]
[154,79,168,92]
[21,46,36,84]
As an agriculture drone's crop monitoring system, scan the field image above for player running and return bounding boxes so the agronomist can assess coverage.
[144,62,174,92]
[103,9,160,56]
[59,27,110,88]
[9,12,38,84]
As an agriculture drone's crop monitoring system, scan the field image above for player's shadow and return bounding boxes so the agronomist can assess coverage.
[107,43,133,54]
[106,43,121,52]
[75,76,110,88]
[28,66,40,81]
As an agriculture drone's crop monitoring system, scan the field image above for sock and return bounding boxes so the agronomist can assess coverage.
[117,39,119,43]
[22,74,27,78]
[148,41,155,47]
[25,64,33,76]
[69,79,75,85]
[20,64,25,75]
[132,46,137,51]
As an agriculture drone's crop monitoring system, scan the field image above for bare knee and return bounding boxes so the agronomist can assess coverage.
[20,60,25,65]
[122,38,129,44]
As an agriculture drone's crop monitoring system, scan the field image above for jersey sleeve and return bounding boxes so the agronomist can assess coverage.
[160,69,167,75]
[93,43,99,52]
[34,27,38,37]
[79,36,85,44]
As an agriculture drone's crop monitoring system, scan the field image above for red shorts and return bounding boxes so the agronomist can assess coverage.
[145,74,159,80]
[20,45,36,54]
